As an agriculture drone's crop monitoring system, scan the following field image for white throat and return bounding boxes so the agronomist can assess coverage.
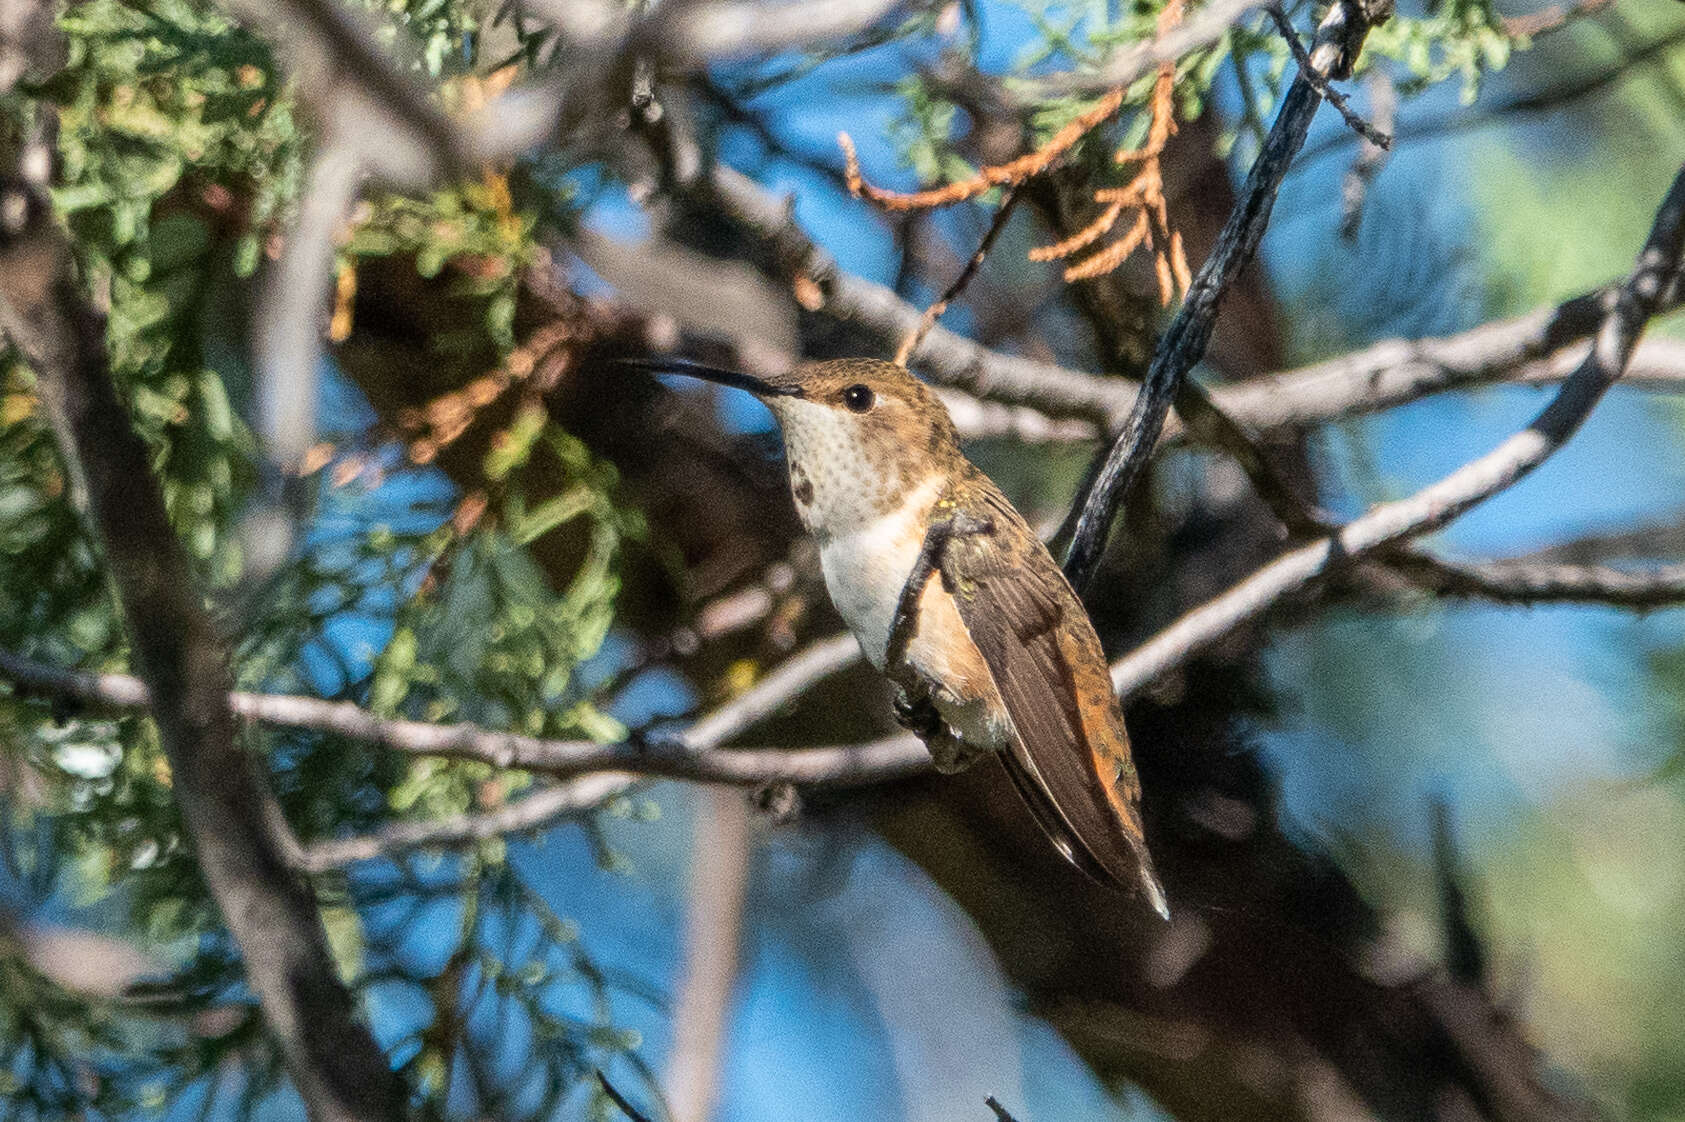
[772,397,905,538]
[813,474,945,669]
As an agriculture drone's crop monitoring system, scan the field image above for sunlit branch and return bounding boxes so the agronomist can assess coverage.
[0,640,928,792]
[1109,161,1685,698]
[690,131,1685,451]
[297,774,636,872]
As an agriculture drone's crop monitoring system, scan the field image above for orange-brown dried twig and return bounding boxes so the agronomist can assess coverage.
[839,0,1193,305]
[1032,0,1192,300]
[401,318,575,465]
[839,86,1125,211]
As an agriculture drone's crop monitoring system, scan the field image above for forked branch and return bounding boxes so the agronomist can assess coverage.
[1062,0,1386,592]
[1110,160,1685,697]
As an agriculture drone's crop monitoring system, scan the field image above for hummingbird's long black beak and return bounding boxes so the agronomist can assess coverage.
[615,357,802,398]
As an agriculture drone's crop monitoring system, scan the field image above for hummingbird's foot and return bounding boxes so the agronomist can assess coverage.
[892,687,943,741]
[925,726,987,775]
[893,686,986,773]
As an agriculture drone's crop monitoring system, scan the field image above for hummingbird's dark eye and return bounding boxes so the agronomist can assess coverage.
[842,384,875,413]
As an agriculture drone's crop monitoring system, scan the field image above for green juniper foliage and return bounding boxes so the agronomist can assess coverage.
[857,0,1535,198]
[0,2,650,1117]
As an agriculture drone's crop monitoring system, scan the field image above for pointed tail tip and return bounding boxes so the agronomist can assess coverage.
[1142,868,1171,922]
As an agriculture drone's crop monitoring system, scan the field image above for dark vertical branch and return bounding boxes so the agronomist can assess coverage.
[1432,799,1488,987]
[0,173,406,1122]
[1062,0,1388,591]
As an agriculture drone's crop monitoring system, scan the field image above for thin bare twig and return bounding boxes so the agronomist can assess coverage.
[297,775,635,872]
[1340,69,1395,239]
[1110,161,1685,697]
[1266,5,1392,151]
[1431,799,1486,986]
[1064,0,1386,592]
[597,1070,658,1122]
[1375,548,1685,608]
[1172,377,1338,536]
[895,187,1023,366]
[1491,519,1685,566]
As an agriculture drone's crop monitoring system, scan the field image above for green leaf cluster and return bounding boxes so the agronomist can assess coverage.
[0,0,654,1116]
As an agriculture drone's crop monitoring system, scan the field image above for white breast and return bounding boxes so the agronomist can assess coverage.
[818,475,944,669]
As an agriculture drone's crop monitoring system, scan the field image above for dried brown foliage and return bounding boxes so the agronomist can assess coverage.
[1031,0,1192,298]
[400,316,577,465]
[838,85,1126,211]
[838,0,1192,327]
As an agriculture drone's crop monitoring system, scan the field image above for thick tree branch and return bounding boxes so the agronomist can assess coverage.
[0,181,405,1120]
[1110,161,1685,697]
[1370,548,1685,608]
[1218,300,1685,432]
[0,639,924,793]
[936,331,1685,449]
[1063,0,1387,592]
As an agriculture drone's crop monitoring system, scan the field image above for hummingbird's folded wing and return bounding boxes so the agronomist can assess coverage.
[941,507,1166,915]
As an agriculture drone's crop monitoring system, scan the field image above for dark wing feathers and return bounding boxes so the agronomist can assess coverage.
[941,486,1165,912]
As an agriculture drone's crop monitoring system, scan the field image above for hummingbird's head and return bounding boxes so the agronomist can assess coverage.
[620,356,963,536]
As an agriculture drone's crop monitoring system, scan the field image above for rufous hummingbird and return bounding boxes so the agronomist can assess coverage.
[624,356,1167,917]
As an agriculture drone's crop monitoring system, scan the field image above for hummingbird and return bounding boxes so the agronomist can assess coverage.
[623,356,1167,917]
